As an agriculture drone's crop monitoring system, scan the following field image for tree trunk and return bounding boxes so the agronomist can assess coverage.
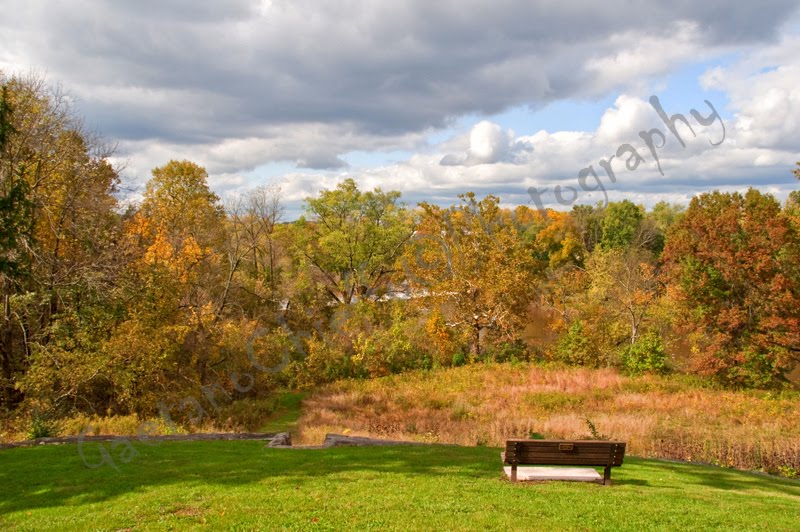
[1,290,22,407]
[629,309,638,345]
[470,320,481,358]
[217,256,240,317]
[267,238,275,291]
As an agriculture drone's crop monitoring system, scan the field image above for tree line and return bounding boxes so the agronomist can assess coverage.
[1,74,799,422]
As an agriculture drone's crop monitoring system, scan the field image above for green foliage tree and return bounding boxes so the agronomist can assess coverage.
[571,204,605,253]
[0,83,33,407]
[600,200,643,250]
[0,84,33,282]
[297,178,412,305]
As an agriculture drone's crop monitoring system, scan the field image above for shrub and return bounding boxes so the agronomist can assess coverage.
[621,332,669,375]
[554,321,598,366]
[352,310,425,377]
[27,411,60,440]
[451,352,466,367]
[216,397,280,432]
[485,340,528,363]
[524,391,584,412]
[424,310,464,366]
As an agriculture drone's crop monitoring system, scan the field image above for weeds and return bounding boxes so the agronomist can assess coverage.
[296,363,800,477]
[584,418,608,440]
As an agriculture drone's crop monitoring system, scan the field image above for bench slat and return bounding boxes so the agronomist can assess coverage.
[507,452,624,460]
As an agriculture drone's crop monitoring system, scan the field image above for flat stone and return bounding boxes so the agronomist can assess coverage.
[322,434,424,447]
[503,466,602,482]
[267,432,292,447]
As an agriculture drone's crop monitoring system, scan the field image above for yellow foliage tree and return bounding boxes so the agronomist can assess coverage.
[405,193,539,357]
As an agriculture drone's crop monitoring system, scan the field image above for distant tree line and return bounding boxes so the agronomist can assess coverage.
[1,74,798,422]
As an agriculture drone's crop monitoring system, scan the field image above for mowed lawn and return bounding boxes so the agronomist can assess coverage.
[1,441,799,531]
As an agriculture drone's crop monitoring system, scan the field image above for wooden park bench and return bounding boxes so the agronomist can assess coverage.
[503,439,626,485]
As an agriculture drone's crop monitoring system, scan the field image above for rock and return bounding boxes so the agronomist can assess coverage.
[322,433,422,448]
[268,432,292,447]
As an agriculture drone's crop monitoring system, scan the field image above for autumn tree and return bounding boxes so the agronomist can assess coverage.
[541,203,667,369]
[405,193,539,357]
[662,188,800,387]
[545,248,663,369]
[585,248,660,346]
[530,209,586,269]
[1,73,121,411]
[222,185,286,319]
[296,178,412,305]
[126,161,228,385]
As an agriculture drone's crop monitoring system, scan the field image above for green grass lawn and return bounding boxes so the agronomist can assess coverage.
[1,441,799,531]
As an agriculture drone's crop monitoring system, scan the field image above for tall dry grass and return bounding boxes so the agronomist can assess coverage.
[296,363,800,477]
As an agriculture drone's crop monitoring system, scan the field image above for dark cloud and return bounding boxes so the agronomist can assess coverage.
[2,0,798,170]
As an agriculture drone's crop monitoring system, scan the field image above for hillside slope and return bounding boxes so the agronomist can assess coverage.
[297,363,800,476]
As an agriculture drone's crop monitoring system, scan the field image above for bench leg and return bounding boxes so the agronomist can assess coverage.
[603,466,611,486]
[511,464,518,482]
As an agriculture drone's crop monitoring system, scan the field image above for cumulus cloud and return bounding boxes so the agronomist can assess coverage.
[1,0,799,212]
[702,35,800,153]
[440,121,533,166]
[270,56,800,216]
[2,0,798,177]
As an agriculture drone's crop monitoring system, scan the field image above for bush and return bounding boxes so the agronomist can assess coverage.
[620,332,669,375]
[27,411,60,440]
[554,321,598,366]
[484,340,528,363]
[352,314,425,377]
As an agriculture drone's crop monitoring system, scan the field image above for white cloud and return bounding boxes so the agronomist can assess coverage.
[2,1,799,213]
[260,54,800,216]
[440,121,533,166]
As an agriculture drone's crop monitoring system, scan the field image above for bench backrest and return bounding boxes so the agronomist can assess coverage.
[504,439,626,467]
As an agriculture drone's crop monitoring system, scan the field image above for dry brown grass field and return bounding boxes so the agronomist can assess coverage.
[296,363,800,477]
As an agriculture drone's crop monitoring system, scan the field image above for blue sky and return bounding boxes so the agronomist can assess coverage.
[1,1,798,217]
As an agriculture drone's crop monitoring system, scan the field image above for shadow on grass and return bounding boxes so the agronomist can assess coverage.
[625,457,800,497]
[613,478,650,487]
[0,441,495,515]
[1,443,798,516]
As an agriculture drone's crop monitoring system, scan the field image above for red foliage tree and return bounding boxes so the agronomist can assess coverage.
[662,188,800,387]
